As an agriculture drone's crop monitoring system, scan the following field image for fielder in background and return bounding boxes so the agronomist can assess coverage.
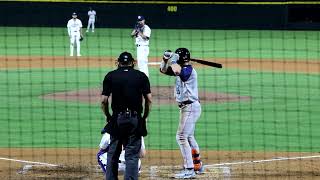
[131,15,151,77]
[159,48,204,179]
[86,7,96,33]
[67,12,83,57]
[97,131,145,174]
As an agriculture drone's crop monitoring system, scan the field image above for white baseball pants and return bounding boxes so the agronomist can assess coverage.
[87,19,95,32]
[136,45,149,77]
[176,101,201,169]
[70,33,81,56]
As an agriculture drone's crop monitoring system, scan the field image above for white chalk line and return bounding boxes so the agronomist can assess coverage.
[148,62,161,65]
[204,155,320,168]
[0,157,58,167]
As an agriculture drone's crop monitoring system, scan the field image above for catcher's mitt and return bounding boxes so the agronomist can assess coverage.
[80,35,84,41]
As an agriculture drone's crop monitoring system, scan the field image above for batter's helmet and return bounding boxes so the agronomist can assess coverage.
[118,52,134,65]
[175,48,190,65]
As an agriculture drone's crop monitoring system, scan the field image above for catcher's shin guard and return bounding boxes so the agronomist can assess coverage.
[192,149,202,171]
[97,149,108,174]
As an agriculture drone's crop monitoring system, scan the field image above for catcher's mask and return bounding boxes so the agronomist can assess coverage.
[175,48,190,65]
[117,52,134,67]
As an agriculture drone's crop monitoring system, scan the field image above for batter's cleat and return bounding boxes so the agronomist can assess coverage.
[77,54,81,57]
[195,163,205,174]
[92,30,94,33]
[174,169,196,179]
[86,30,89,33]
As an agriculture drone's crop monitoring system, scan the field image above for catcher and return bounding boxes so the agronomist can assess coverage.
[160,48,204,179]
[97,130,145,174]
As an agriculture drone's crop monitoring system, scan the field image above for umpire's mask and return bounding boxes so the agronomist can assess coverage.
[117,52,134,67]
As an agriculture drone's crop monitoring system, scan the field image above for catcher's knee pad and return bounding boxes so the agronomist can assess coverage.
[97,149,108,174]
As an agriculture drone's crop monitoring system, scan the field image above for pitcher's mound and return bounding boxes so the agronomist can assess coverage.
[42,86,251,105]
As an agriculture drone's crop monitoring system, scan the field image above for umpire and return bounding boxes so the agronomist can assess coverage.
[101,51,152,180]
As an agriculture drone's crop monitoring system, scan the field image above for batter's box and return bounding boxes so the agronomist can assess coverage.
[147,165,232,179]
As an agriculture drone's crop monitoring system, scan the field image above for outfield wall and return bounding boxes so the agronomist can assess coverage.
[0,1,320,29]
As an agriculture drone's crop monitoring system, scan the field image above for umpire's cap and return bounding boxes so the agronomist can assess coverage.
[175,48,190,64]
[118,52,134,64]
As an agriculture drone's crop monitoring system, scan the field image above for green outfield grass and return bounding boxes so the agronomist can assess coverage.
[0,27,319,152]
[0,67,319,151]
[0,27,320,59]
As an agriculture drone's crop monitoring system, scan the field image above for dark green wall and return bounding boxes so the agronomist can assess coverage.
[0,1,319,30]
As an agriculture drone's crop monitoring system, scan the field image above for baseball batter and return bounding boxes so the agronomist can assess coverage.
[67,12,83,57]
[97,132,145,174]
[160,48,204,179]
[131,15,151,77]
[86,7,96,33]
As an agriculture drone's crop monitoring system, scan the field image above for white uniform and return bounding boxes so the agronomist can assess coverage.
[135,25,151,77]
[97,133,144,174]
[87,10,96,32]
[67,18,82,56]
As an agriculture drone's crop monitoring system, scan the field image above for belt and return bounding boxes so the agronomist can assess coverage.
[136,44,148,47]
[178,100,194,108]
[117,109,138,117]
[73,31,78,32]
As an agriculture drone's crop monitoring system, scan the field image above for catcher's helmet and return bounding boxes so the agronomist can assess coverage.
[117,52,134,65]
[175,48,190,65]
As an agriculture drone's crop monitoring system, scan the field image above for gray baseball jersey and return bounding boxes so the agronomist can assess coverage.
[175,64,202,169]
[159,53,202,170]
[175,65,199,103]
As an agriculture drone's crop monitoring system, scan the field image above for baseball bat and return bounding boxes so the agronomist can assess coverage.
[190,58,222,68]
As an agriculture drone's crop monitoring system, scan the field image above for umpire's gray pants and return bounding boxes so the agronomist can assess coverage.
[106,134,141,180]
[176,101,201,169]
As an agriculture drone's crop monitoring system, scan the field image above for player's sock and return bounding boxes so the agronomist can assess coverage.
[76,43,81,56]
[70,45,73,56]
[192,149,202,171]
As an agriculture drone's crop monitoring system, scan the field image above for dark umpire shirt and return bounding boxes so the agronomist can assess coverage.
[102,67,151,136]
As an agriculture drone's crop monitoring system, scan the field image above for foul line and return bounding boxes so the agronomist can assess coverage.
[148,62,161,66]
[205,155,320,168]
[0,157,58,167]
